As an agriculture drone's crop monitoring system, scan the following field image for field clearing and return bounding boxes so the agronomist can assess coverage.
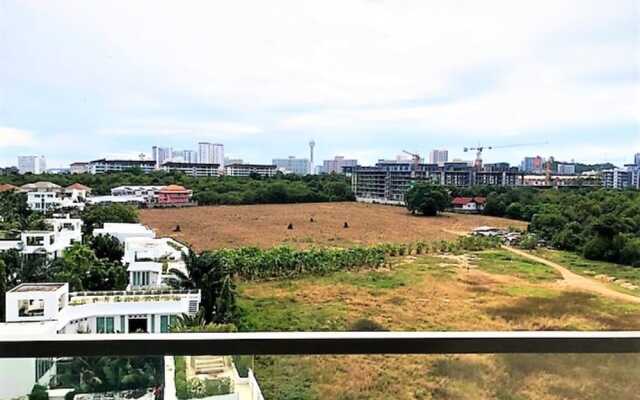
[238,250,640,399]
[140,202,526,250]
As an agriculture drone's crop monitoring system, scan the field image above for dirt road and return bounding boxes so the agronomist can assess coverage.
[503,246,640,304]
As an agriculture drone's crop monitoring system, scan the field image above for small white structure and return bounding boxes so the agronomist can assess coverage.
[5,283,69,322]
[93,223,155,242]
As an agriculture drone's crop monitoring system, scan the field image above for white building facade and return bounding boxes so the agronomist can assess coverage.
[225,163,277,177]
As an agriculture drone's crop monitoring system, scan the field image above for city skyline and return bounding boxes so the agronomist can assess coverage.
[1,1,638,168]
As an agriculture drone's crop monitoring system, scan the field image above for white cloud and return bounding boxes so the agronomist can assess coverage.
[0,127,35,148]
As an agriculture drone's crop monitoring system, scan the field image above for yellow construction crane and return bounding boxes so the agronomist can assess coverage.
[464,142,548,169]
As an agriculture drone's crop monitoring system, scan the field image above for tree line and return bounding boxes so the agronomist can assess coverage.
[0,170,355,204]
[409,184,640,267]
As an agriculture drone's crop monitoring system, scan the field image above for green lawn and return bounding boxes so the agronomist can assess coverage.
[475,250,562,283]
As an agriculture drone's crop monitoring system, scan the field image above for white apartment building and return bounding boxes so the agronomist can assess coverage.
[602,169,633,189]
[198,143,224,167]
[161,161,220,177]
[69,162,89,174]
[272,156,310,175]
[152,146,173,168]
[225,163,277,177]
[18,155,46,175]
[88,159,156,174]
[321,156,358,174]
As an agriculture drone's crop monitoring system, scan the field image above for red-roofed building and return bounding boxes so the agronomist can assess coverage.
[0,183,17,193]
[451,196,486,212]
[157,185,193,206]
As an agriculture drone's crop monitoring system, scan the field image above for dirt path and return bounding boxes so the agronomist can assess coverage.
[503,246,640,304]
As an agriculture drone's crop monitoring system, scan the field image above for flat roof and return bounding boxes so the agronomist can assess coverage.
[10,283,66,292]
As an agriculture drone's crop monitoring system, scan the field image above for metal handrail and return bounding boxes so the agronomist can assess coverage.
[1,331,639,358]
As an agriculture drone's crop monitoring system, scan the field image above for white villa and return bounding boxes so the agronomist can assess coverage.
[0,215,83,259]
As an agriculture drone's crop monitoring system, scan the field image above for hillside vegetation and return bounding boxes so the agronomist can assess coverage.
[451,187,640,267]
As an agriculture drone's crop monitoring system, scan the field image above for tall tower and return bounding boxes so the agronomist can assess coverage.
[309,140,315,175]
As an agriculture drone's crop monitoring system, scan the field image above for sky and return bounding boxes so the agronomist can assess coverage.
[0,0,639,169]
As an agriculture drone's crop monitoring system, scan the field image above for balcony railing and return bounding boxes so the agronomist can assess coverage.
[1,331,639,358]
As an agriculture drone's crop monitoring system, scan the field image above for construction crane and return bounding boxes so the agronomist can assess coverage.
[402,150,421,176]
[464,142,548,170]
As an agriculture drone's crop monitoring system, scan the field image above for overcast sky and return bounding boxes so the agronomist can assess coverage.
[1,0,638,168]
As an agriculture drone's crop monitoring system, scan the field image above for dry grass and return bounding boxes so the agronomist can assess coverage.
[140,202,525,251]
[240,253,640,399]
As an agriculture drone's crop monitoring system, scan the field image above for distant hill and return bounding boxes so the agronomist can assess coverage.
[574,162,617,173]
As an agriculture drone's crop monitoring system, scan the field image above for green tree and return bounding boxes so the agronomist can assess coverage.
[81,204,138,235]
[405,184,450,216]
[620,238,640,267]
[90,234,124,262]
[169,251,238,324]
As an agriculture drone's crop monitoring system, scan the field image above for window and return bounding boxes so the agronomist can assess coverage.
[18,299,44,317]
[160,315,169,333]
[120,315,126,333]
[150,315,155,333]
[97,317,115,334]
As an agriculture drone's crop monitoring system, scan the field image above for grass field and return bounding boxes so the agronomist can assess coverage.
[238,250,640,399]
[140,202,526,250]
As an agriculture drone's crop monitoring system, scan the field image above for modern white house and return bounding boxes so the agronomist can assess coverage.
[93,223,156,242]
[0,216,83,259]
[1,280,201,398]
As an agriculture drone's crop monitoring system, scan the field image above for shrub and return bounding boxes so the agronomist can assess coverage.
[29,385,49,400]
[349,318,387,331]
[519,234,538,250]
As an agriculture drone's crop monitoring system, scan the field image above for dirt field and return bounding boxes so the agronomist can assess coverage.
[139,202,526,250]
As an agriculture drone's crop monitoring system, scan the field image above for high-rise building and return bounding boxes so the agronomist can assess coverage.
[429,149,448,164]
[557,163,576,175]
[17,155,46,174]
[634,153,640,166]
[151,146,173,168]
[321,156,358,174]
[520,156,545,173]
[169,150,198,163]
[309,140,316,174]
[198,143,224,167]
[272,156,310,175]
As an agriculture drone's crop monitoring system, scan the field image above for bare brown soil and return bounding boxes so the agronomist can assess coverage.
[139,202,526,251]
